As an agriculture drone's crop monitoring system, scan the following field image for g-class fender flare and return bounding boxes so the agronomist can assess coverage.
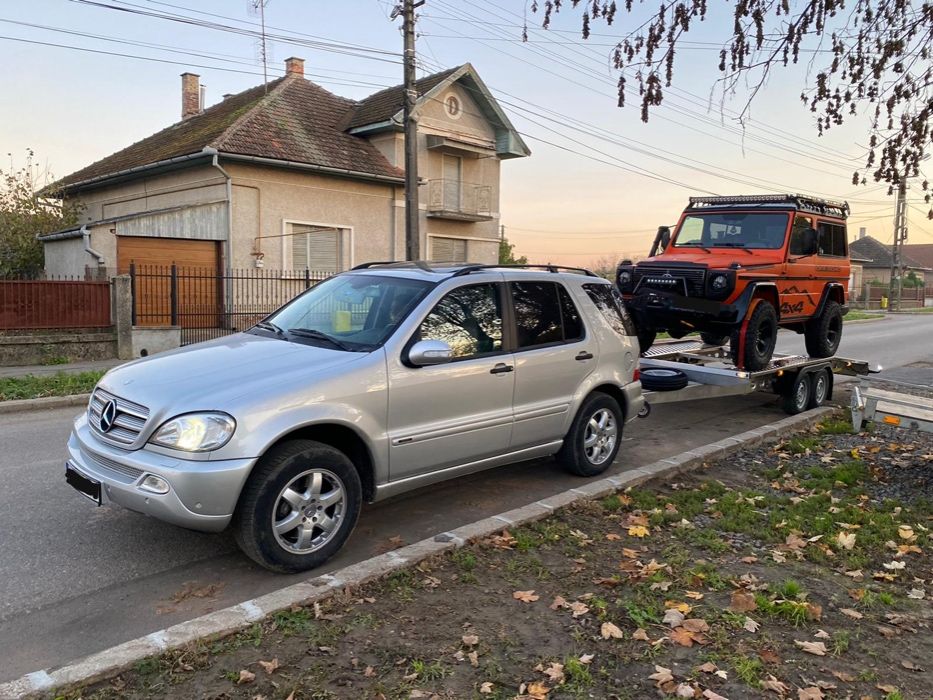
[814,282,848,317]
[734,281,781,321]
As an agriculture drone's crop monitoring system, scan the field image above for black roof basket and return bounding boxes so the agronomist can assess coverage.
[687,193,849,218]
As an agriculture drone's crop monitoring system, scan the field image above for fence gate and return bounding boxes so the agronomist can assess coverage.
[131,265,333,345]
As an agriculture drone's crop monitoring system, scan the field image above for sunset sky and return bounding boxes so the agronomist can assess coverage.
[3,0,931,267]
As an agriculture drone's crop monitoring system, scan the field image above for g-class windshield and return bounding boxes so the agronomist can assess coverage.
[673,212,789,250]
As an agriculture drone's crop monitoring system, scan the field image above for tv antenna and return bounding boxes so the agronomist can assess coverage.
[248,0,271,91]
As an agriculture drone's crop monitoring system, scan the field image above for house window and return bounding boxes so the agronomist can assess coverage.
[431,236,467,262]
[442,154,462,211]
[444,94,462,119]
[289,223,341,272]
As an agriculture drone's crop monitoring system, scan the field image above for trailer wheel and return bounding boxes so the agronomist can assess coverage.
[807,368,831,409]
[781,372,812,415]
[640,367,689,391]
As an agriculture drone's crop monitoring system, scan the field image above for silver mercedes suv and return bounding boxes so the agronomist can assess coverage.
[65,263,644,572]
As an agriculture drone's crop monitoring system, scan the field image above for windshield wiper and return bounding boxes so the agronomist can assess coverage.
[254,320,287,338]
[287,328,353,351]
[677,242,712,253]
[712,243,755,255]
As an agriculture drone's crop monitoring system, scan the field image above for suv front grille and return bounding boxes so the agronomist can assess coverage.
[88,388,150,446]
[633,267,706,296]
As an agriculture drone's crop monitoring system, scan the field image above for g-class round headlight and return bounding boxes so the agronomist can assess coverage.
[150,412,236,452]
[618,270,632,285]
[711,274,728,290]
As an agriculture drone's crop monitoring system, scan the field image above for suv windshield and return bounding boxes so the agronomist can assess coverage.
[673,212,789,250]
[254,274,431,351]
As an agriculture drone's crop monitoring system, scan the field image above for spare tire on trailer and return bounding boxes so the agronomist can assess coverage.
[640,367,689,391]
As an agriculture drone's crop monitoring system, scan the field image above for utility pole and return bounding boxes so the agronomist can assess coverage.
[399,0,425,261]
[889,178,908,311]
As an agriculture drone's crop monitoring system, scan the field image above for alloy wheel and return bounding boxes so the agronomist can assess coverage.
[271,469,346,554]
[583,408,618,466]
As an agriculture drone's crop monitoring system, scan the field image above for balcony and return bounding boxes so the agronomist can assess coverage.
[426,179,494,222]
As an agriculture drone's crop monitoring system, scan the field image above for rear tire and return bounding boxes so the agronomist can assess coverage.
[781,372,812,415]
[804,300,843,358]
[730,300,778,371]
[557,393,623,477]
[700,331,729,346]
[233,440,362,573]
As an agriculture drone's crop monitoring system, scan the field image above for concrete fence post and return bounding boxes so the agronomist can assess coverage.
[112,275,134,360]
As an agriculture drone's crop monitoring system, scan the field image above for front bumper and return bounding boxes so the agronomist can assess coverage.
[66,413,256,532]
[625,289,739,329]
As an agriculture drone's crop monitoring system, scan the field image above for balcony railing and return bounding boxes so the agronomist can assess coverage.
[426,179,493,221]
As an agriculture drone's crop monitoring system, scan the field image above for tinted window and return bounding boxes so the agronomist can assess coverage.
[583,283,637,337]
[789,215,814,255]
[511,281,583,348]
[673,212,789,249]
[418,284,503,359]
[817,222,847,257]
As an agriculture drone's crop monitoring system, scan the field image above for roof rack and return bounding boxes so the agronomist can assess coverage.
[450,264,599,278]
[687,193,849,218]
[351,261,436,272]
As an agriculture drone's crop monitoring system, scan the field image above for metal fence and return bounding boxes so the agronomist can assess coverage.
[130,265,333,345]
[0,275,111,330]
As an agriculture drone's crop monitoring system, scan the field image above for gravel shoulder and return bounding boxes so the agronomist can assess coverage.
[52,414,933,700]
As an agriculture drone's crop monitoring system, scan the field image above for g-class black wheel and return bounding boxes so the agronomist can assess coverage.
[700,331,729,346]
[730,300,778,371]
[636,325,657,354]
[804,300,843,358]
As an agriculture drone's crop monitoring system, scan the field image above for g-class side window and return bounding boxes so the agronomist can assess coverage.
[583,283,637,337]
[789,215,814,255]
[817,222,847,257]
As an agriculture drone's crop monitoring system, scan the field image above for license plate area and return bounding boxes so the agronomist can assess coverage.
[66,462,102,505]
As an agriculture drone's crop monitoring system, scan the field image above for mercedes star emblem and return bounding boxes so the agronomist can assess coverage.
[99,399,118,433]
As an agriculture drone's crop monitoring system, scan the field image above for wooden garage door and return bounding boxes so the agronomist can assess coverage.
[118,237,221,328]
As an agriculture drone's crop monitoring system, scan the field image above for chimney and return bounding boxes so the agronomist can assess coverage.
[222,93,233,100]
[859,226,867,240]
[284,57,305,78]
[181,72,201,119]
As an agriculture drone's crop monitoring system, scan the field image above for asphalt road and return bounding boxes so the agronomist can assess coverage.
[1,314,930,682]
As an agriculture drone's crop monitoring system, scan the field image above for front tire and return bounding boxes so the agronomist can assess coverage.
[730,300,778,371]
[234,440,362,573]
[557,393,623,477]
[700,331,729,346]
[804,300,843,358]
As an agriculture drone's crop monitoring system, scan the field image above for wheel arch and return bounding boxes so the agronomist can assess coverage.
[589,383,629,421]
[735,281,780,321]
[815,282,847,317]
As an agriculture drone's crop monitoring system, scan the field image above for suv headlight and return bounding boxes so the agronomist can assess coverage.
[150,412,236,452]
[707,270,735,298]
[711,274,728,290]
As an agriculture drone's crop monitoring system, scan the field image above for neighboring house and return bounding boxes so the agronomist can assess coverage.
[40,58,529,279]
[902,243,933,274]
[848,234,929,285]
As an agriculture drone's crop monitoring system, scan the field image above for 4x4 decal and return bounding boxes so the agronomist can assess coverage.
[780,301,805,315]
[780,285,815,304]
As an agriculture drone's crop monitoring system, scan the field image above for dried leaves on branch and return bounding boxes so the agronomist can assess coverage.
[530,0,933,206]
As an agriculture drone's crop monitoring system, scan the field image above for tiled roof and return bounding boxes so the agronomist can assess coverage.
[902,243,933,270]
[54,74,404,191]
[347,67,461,129]
[849,235,929,269]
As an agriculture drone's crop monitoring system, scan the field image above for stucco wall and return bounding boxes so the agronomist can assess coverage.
[44,237,96,278]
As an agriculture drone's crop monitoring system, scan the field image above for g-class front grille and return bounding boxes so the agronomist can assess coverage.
[88,388,150,446]
[633,267,706,296]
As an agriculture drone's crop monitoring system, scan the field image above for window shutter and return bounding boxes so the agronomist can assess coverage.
[289,224,340,271]
[291,231,308,269]
[432,237,467,262]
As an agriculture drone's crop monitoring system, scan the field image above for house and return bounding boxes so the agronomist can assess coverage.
[40,58,530,280]
[848,234,929,286]
[902,243,933,274]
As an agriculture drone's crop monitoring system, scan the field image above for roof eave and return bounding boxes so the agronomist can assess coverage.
[219,152,404,184]
[49,150,216,197]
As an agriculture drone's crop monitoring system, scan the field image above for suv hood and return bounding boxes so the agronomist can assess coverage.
[97,333,363,409]
[640,250,784,267]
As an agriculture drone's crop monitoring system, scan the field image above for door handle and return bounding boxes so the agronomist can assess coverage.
[575,351,594,361]
[490,363,514,375]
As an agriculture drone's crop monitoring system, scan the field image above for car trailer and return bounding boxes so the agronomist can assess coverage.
[636,339,873,416]
[850,384,933,434]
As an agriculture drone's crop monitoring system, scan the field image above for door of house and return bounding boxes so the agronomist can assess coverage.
[443,155,462,211]
[117,237,221,328]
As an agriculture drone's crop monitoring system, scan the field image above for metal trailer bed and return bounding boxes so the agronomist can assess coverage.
[850,384,933,433]
[637,340,873,416]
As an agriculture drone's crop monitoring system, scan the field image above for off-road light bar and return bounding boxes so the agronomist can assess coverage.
[687,193,849,217]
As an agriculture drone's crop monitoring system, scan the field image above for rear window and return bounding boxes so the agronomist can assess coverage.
[583,283,637,337]
[511,281,585,348]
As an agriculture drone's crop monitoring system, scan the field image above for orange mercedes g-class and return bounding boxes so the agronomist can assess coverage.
[616,194,850,371]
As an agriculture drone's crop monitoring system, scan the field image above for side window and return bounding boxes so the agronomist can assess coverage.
[789,215,813,255]
[417,284,503,359]
[511,281,584,348]
[583,283,637,337]
[817,222,847,257]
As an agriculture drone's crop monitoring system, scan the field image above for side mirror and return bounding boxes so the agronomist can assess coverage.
[659,226,671,250]
[407,339,452,367]
[802,228,819,256]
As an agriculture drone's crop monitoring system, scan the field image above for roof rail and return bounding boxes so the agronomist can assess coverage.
[350,261,436,272]
[450,264,599,278]
[687,193,849,218]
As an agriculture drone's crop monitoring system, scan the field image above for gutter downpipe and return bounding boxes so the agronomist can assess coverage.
[81,224,106,271]
[205,148,235,319]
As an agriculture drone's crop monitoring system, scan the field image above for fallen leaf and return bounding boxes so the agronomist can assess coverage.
[830,670,856,682]
[468,651,479,667]
[685,591,705,600]
[876,684,899,694]
[794,640,827,656]
[835,531,856,550]
[364,666,376,677]
[569,601,590,618]
[606,533,622,541]
[703,691,728,700]
[901,660,924,671]
[740,555,758,563]
[578,653,594,664]
[798,687,824,700]
[665,600,692,614]
[648,665,674,685]
[632,628,649,641]
[729,590,758,612]
[697,662,719,673]
[682,618,709,633]
[743,616,760,633]
[479,681,494,694]
[898,525,915,540]
[542,662,564,683]
[462,634,479,646]
[526,680,550,699]
[844,569,864,580]
[762,675,789,695]
[549,596,568,610]
[513,590,539,603]
[258,658,279,675]
[237,669,256,685]
[759,649,781,665]
[628,524,650,538]
[663,608,686,628]
[621,547,639,559]
[669,627,696,647]
[814,629,830,639]
[839,608,863,619]
[600,621,624,639]
[805,602,822,621]
[878,625,899,639]
[675,682,695,698]
[848,588,866,601]
[907,588,926,599]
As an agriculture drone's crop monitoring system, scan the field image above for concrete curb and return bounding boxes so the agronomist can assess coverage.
[0,406,836,699]
[0,394,90,415]
[844,315,886,324]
